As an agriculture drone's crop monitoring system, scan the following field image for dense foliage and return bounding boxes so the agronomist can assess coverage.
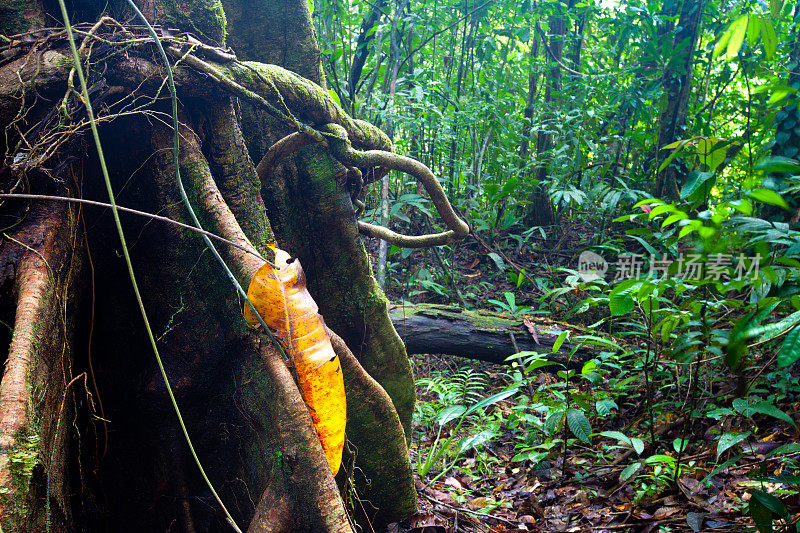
[313,0,800,530]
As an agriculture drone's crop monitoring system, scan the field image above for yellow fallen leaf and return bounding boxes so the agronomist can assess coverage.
[245,247,346,475]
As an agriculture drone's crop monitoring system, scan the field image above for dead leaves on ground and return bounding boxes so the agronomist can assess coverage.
[408,358,797,533]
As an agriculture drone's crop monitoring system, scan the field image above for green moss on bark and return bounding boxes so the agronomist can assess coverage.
[0,0,45,36]
[161,0,227,46]
[0,424,41,532]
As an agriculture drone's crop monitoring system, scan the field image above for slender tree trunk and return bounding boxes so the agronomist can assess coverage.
[526,1,568,227]
[518,33,540,165]
[654,0,706,199]
[348,0,387,115]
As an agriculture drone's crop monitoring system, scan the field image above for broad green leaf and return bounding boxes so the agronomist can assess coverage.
[726,15,749,60]
[575,335,621,350]
[488,252,506,272]
[754,156,800,173]
[464,388,518,416]
[731,398,750,414]
[753,474,800,484]
[749,189,790,209]
[610,280,640,317]
[497,177,519,200]
[609,289,635,316]
[552,330,569,353]
[648,203,676,218]
[778,326,800,367]
[673,438,689,453]
[761,18,777,59]
[620,461,641,481]
[308,0,314,14]
[750,489,787,517]
[746,401,797,428]
[765,442,800,458]
[633,198,664,208]
[644,454,677,464]
[511,450,549,462]
[595,399,618,417]
[746,14,761,44]
[516,268,526,288]
[749,310,800,343]
[630,437,645,455]
[714,23,733,58]
[748,495,774,533]
[599,430,631,444]
[717,431,750,459]
[566,408,592,443]
[662,212,688,227]
[678,220,702,238]
[458,427,498,453]
[662,139,695,149]
[599,430,642,454]
[437,405,466,425]
[659,141,691,172]
[681,172,716,200]
[768,86,798,105]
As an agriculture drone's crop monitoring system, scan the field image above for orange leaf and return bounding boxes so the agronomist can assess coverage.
[245,248,346,475]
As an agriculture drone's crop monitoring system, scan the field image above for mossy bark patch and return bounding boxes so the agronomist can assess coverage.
[160,0,227,46]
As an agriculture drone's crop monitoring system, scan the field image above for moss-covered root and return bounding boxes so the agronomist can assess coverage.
[214,60,391,152]
[247,341,353,533]
[149,118,351,531]
[0,201,82,531]
[202,100,275,254]
[149,115,266,283]
[329,330,417,526]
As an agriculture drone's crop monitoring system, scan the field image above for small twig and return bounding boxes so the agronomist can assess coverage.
[418,491,518,527]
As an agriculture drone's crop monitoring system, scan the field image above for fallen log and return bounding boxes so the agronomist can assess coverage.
[388,303,599,368]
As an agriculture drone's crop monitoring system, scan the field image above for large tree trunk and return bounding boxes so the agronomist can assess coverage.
[0,1,417,530]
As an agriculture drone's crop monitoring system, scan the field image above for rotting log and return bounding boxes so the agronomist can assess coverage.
[389,304,597,368]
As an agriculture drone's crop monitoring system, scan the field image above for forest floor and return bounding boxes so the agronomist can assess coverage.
[399,352,794,533]
[372,220,800,533]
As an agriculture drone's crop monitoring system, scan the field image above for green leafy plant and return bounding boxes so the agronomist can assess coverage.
[487,291,531,315]
[416,388,518,483]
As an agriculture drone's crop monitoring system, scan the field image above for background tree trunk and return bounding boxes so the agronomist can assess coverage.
[654,0,706,200]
